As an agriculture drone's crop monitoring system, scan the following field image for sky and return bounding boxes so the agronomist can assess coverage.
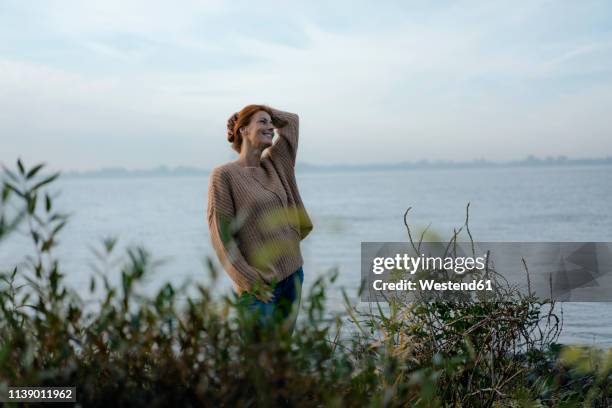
[1,0,611,171]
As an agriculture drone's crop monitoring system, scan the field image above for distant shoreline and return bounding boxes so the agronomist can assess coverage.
[59,155,612,179]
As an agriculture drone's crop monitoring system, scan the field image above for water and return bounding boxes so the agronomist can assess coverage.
[1,165,611,345]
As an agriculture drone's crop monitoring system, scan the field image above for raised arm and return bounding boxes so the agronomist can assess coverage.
[268,107,300,168]
[207,169,270,298]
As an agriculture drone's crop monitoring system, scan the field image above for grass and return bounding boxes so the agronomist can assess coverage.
[1,159,611,407]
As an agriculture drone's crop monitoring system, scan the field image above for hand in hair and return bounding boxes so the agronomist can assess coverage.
[271,113,289,129]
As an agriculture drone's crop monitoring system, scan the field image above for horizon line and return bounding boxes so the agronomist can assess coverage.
[45,154,612,177]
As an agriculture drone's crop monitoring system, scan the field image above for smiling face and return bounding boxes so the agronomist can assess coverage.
[239,110,274,149]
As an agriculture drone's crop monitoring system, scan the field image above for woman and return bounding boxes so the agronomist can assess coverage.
[206,104,313,333]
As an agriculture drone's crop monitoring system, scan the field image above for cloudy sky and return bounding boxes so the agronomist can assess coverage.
[1,0,611,171]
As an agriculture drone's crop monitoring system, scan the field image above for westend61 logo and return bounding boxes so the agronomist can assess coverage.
[361,242,612,302]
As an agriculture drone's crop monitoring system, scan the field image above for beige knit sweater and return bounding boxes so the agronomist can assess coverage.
[206,109,313,295]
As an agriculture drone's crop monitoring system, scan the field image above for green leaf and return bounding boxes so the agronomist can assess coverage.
[52,220,67,236]
[2,165,19,182]
[5,182,24,199]
[103,236,118,253]
[17,158,25,175]
[41,238,55,251]
[26,163,44,179]
[27,193,37,214]
[31,172,60,191]
[49,268,62,294]
[49,213,66,222]
[1,184,10,202]
[45,193,52,212]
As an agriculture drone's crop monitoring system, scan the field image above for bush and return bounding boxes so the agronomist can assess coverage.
[0,159,610,407]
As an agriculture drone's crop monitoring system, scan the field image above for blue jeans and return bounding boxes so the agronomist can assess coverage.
[239,266,304,334]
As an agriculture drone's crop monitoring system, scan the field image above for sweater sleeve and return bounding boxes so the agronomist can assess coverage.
[266,108,314,241]
[268,109,299,168]
[207,169,267,293]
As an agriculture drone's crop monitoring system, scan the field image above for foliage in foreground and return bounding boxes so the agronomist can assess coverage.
[0,159,611,407]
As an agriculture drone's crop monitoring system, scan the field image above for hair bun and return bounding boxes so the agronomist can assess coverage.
[226,112,238,143]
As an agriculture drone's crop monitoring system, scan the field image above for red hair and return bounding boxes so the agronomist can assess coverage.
[226,104,286,153]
